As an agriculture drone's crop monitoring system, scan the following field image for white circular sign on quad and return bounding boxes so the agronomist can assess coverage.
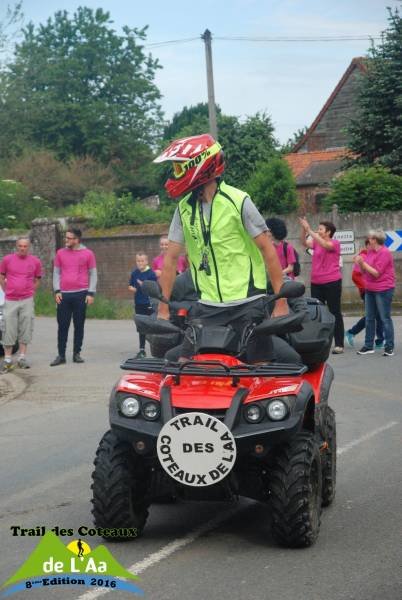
[157,412,237,487]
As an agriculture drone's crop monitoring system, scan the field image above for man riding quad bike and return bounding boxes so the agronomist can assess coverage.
[91,135,336,548]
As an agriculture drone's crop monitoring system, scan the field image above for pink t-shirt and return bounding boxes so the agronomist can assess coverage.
[275,241,296,279]
[152,254,188,276]
[362,246,395,292]
[0,253,43,300]
[54,247,96,291]
[311,238,342,285]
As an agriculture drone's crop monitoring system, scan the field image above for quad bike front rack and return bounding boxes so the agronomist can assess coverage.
[121,357,307,386]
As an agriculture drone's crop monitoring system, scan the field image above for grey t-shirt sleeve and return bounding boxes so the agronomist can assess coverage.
[168,207,185,245]
[242,196,268,238]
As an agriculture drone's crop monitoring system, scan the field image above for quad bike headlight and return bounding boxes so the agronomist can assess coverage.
[244,403,264,423]
[267,399,288,421]
[120,396,140,417]
[142,401,161,421]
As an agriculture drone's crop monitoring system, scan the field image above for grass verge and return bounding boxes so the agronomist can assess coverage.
[34,289,133,320]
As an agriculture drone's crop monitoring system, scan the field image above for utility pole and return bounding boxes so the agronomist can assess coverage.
[201,29,218,139]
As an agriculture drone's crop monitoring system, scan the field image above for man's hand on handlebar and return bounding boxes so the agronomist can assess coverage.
[157,303,170,320]
[271,298,289,318]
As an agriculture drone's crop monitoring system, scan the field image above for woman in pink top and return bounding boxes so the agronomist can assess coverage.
[300,218,344,354]
[152,236,188,278]
[354,229,395,356]
[265,217,297,279]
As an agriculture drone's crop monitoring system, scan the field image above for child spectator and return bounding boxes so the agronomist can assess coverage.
[345,239,384,348]
[266,217,297,279]
[152,236,188,278]
[129,252,157,358]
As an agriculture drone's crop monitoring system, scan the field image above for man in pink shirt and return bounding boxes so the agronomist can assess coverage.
[355,229,395,356]
[50,228,97,366]
[300,218,345,354]
[0,237,43,372]
[152,236,188,278]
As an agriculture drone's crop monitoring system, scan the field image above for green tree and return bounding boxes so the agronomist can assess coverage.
[322,166,402,212]
[245,157,298,214]
[0,7,163,169]
[0,2,23,56]
[348,5,402,174]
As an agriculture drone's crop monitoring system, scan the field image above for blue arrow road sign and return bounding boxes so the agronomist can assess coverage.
[385,230,402,251]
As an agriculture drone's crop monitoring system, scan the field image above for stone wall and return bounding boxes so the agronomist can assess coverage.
[0,210,401,306]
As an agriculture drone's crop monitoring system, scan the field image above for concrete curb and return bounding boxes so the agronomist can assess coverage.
[0,372,28,406]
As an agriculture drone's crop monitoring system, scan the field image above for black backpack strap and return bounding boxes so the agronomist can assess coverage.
[283,241,288,266]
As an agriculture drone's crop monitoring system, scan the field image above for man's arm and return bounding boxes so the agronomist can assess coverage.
[157,241,184,319]
[253,232,288,316]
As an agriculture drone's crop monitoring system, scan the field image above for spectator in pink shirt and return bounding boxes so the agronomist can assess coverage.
[152,236,188,278]
[300,218,344,354]
[0,236,43,372]
[266,217,297,279]
[50,228,97,366]
[355,229,395,357]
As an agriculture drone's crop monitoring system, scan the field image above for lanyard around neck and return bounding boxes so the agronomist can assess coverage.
[198,200,211,247]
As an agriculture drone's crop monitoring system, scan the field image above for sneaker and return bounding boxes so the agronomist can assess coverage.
[345,331,355,347]
[50,355,66,366]
[357,346,375,355]
[332,346,344,354]
[73,353,85,363]
[375,340,384,349]
[17,357,30,369]
[383,347,394,356]
[136,350,146,359]
[0,360,15,374]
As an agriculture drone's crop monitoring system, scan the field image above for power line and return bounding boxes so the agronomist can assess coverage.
[145,33,381,48]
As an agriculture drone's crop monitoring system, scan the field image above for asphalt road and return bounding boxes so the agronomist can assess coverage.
[0,316,401,600]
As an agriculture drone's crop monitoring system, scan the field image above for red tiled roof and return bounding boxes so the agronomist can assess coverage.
[284,149,347,178]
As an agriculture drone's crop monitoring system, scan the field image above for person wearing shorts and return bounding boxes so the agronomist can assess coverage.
[0,236,43,372]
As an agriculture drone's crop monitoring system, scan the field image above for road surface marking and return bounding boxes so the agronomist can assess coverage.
[76,420,399,600]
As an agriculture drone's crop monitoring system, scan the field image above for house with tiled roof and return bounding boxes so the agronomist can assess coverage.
[284,57,366,212]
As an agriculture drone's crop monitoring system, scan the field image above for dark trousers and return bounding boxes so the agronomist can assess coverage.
[135,304,153,349]
[349,291,383,342]
[57,291,87,357]
[180,297,274,362]
[311,280,344,348]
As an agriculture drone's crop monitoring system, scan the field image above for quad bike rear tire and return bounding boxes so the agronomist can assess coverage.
[269,432,322,548]
[321,406,336,507]
[91,430,149,541]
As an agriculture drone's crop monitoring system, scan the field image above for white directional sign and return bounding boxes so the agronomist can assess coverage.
[340,242,355,255]
[334,230,355,243]
[385,230,402,252]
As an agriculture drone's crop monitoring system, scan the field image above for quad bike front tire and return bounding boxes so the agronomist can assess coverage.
[269,432,322,548]
[321,406,336,507]
[91,430,149,541]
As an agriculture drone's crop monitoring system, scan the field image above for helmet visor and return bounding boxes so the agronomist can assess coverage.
[171,142,222,180]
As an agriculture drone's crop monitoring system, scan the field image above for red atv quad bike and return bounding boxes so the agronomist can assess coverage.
[91,281,336,548]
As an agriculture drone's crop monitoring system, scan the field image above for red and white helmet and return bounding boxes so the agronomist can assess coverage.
[154,134,225,198]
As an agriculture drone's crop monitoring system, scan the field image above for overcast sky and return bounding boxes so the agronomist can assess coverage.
[11,0,401,143]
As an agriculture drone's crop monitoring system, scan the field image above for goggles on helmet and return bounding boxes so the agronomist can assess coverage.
[171,142,222,180]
